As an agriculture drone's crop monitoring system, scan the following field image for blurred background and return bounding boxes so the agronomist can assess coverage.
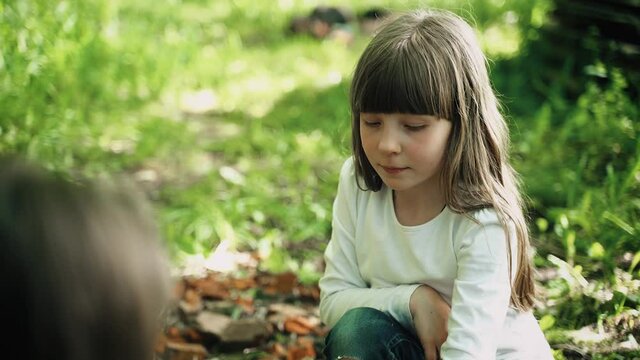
[1,0,638,358]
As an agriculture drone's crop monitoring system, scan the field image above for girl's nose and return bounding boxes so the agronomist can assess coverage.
[378,127,401,154]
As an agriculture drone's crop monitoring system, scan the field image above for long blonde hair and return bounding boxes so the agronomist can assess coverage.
[350,9,535,310]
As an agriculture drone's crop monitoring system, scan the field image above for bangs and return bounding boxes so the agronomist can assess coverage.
[351,37,455,120]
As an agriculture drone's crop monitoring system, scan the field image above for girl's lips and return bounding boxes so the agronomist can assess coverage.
[381,166,408,175]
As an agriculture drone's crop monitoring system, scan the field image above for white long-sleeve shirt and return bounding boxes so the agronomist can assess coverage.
[319,158,552,359]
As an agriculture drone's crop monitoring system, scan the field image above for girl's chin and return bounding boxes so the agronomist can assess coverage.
[380,179,407,191]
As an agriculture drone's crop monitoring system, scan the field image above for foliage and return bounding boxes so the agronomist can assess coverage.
[517,68,639,261]
[0,0,177,173]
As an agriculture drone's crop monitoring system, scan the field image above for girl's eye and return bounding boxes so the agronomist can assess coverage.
[405,124,426,131]
[363,120,381,128]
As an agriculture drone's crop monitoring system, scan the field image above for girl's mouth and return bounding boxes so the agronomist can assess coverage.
[381,166,408,175]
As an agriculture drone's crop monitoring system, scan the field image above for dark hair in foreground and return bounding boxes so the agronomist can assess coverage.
[0,157,170,360]
[350,9,535,310]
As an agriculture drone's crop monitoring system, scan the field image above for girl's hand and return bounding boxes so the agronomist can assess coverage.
[410,284,451,360]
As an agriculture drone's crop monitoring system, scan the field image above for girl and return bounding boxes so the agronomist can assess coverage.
[319,9,553,360]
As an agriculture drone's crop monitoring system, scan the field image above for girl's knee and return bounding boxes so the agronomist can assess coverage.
[324,307,405,359]
[326,307,391,347]
[332,307,389,336]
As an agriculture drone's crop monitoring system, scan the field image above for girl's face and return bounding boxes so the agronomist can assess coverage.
[360,112,452,196]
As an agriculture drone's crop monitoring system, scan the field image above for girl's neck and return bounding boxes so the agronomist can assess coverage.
[392,186,446,226]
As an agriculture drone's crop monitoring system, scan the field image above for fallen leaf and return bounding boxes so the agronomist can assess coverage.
[268,303,308,318]
[284,317,313,335]
[260,272,298,295]
[228,276,257,290]
[286,336,316,360]
[235,296,255,314]
[192,276,230,300]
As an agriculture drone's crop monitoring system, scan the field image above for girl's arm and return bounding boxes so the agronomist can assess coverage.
[410,284,451,360]
[320,218,421,330]
[319,159,421,331]
[440,220,514,359]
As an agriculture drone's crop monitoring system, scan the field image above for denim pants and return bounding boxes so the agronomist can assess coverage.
[323,307,425,360]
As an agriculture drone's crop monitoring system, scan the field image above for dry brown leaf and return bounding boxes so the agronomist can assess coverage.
[260,272,298,295]
[235,296,255,314]
[268,303,308,318]
[193,276,230,300]
[284,317,314,335]
[293,316,319,330]
[286,336,316,360]
[228,276,257,290]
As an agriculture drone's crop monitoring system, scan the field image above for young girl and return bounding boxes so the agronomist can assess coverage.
[319,9,553,360]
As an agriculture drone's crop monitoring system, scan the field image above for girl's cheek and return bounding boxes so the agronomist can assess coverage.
[404,142,423,155]
[361,133,376,151]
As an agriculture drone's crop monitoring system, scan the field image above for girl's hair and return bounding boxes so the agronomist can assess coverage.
[350,9,535,310]
[0,157,170,360]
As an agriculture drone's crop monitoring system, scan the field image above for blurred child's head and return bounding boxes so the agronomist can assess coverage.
[0,157,170,360]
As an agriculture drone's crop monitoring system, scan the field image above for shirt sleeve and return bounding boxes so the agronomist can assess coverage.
[319,159,420,331]
[440,221,514,360]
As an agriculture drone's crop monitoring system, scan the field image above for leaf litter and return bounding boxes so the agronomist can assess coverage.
[156,250,326,360]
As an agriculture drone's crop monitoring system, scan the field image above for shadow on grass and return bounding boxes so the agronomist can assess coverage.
[260,80,353,153]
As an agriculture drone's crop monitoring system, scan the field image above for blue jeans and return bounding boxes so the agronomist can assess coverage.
[323,307,425,360]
